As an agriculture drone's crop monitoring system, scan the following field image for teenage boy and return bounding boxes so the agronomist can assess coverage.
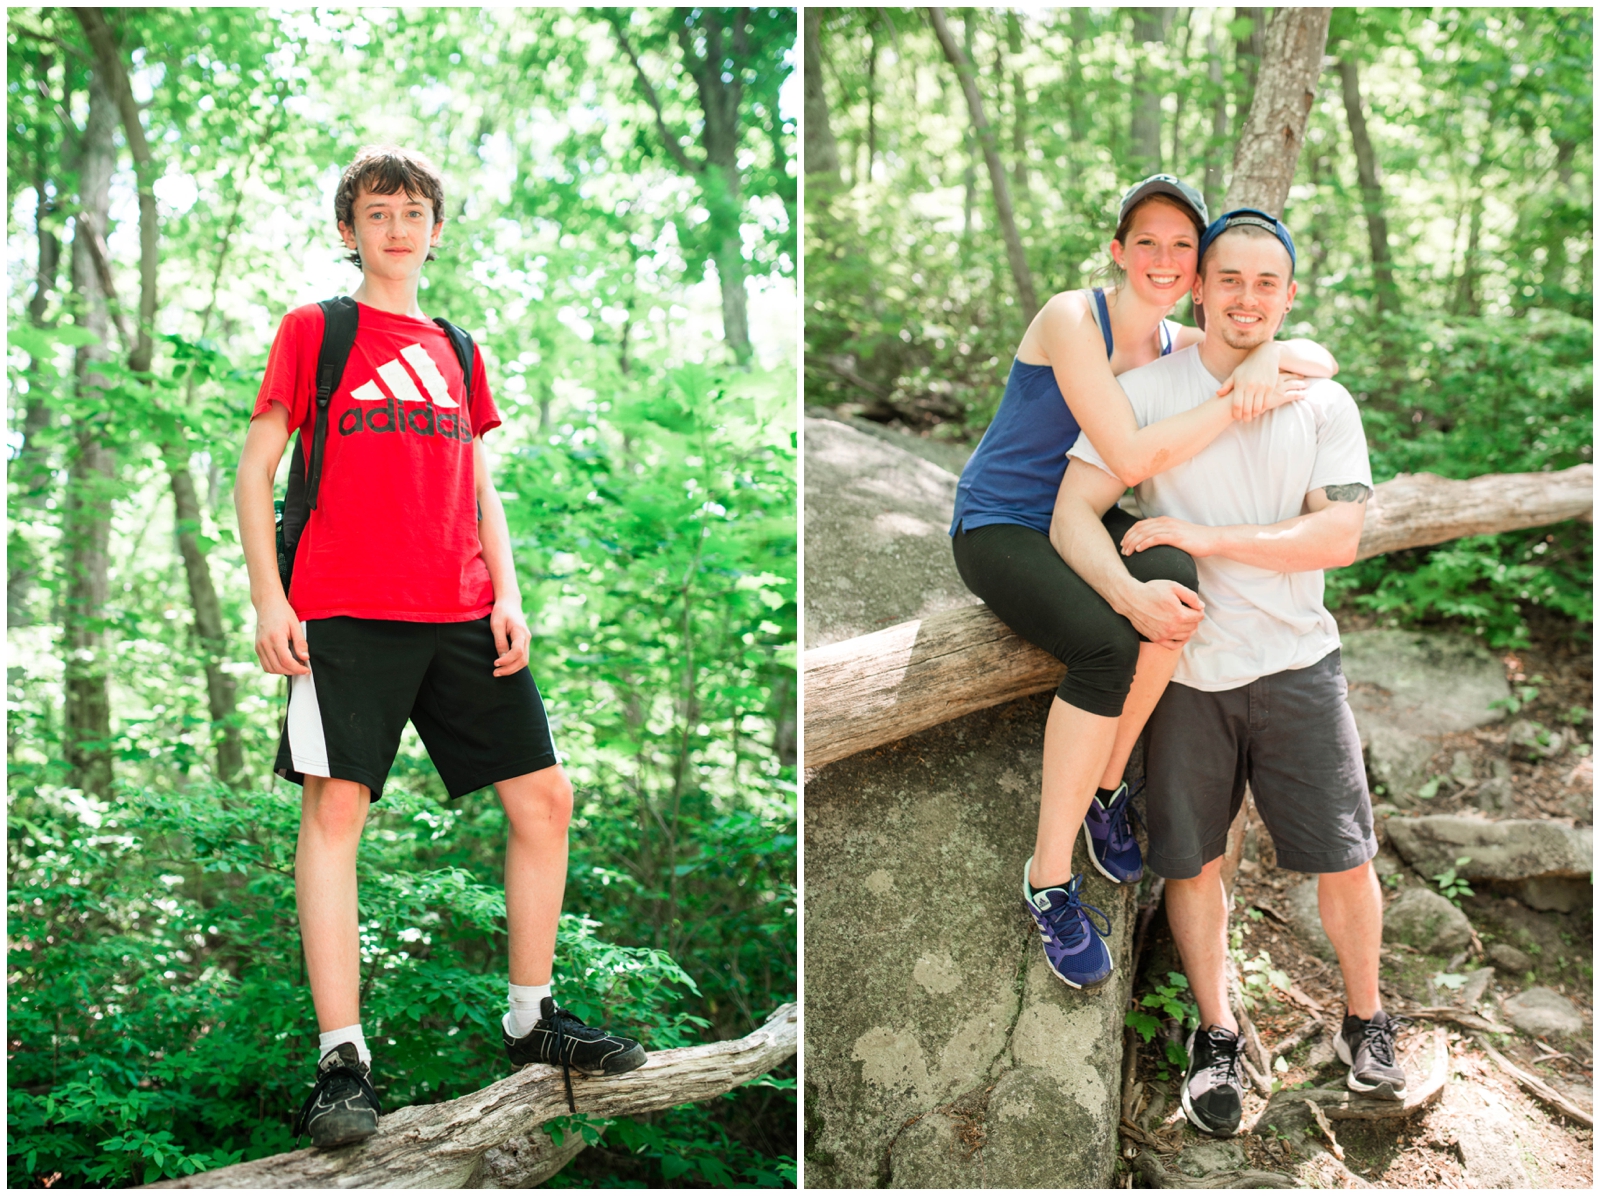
[1052,210,1403,1139]
[236,146,645,1149]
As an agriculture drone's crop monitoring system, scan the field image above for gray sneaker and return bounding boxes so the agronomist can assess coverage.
[292,1042,381,1148]
[1335,1010,1407,1100]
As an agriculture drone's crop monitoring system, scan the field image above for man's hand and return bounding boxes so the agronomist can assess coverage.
[255,595,310,675]
[1118,578,1206,649]
[1121,516,1221,559]
[491,599,531,676]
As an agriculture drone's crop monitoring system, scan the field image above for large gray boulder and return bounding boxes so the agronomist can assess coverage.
[802,418,975,649]
[1282,878,1338,961]
[1385,816,1593,881]
[1501,986,1585,1038]
[1339,630,1510,802]
[804,695,1135,1188]
[1340,630,1510,737]
[1382,885,1475,955]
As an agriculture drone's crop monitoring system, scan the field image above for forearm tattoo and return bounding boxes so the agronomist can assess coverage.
[1322,483,1373,504]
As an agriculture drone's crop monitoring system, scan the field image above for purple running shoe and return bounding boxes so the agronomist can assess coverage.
[1022,860,1113,989]
[1082,780,1144,885]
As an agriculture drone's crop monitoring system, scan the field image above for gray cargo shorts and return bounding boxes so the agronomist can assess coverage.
[1143,648,1377,880]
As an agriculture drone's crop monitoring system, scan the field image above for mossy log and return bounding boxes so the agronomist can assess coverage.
[804,466,1593,769]
[144,1003,796,1190]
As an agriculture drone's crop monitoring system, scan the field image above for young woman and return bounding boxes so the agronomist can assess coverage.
[948,175,1337,990]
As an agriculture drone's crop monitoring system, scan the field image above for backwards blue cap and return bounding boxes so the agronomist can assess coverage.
[1195,209,1297,330]
[1198,208,1297,270]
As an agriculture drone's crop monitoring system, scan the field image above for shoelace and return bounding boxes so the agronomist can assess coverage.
[292,1062,382,1143]
[1104,785,1143,856]
[1044,874,1112,947]
[546,1005,585,1113]
[1362,1014,1408,1067]
[1198,1030,1242,1090]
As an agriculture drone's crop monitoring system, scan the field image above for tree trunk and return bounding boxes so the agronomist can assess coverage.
[1129,8,1169,176]
[145,1004,797,1189]
[1233,7,1266,129]
[1169,11,1190,176]
[81,8,245,784]
[1223,7,1331,215]
[1455,189,1484,316]
[802,465,1594,770]
[11,51,65,628]
[1065,9,1089,144]
[676,14,751,366]
[61,68,118,799]
[1204,23,1228,216]
[803,8,843,192]
[611,11,754,366]
[927,6,1038,322]
[1006,9,1028,194]
[1337,57,1398,313]
[866,25,879,181]
[961,11,976,239]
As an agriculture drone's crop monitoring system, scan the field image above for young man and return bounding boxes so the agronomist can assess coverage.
[235,146,645,1149]
[1052,210,1402,1139]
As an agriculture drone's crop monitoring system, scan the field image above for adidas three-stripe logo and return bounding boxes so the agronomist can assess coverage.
[350,343,459,408]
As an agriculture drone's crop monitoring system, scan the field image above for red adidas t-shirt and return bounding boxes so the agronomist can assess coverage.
[253,301,502,622]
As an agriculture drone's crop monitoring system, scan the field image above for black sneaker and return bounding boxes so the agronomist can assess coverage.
[503,997,648,1111]
[292,1042,381,1148]
[1180,1024,1245,1137]
[1334,1010,1408,1100]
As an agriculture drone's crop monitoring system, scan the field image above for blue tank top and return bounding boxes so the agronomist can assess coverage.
[949,290,1175,536]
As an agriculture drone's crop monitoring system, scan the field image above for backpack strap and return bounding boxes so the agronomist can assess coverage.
[306,296,359,510]
[431,316,477,409]
[1091,287,1115,359]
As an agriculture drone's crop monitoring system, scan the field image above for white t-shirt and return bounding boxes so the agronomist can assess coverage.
[1069,345,1372,692]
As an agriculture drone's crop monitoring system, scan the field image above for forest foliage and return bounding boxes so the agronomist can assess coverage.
[7,6,796,1188]
[805,6,1592,648]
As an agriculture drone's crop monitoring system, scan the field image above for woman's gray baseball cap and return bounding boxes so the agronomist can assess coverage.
[1117,174,1209,230]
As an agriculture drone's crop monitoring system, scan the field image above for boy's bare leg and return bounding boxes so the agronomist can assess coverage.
[1318,861,1384,1019]
[1164,855,1237,1033]
[496,764,574,986]
[297,776,371,1031]
[1099,641,1184,790]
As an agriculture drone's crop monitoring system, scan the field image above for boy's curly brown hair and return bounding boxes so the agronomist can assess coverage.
[334,145,446,268]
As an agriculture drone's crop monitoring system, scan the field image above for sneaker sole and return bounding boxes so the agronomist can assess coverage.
[1332,1031,1407,1100]
[308,1110,379,1149]
[1178,1082,1240,1138]
[1081,822,1142,885]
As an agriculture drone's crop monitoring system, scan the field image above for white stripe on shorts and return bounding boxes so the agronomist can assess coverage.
[286,667,331,778]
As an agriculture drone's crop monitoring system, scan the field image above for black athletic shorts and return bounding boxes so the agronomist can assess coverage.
[274,616,559,802]
[1143,649,1376,879]
[951,506,1199,718]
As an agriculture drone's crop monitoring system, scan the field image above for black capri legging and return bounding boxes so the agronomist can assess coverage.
[951,506,1199,719]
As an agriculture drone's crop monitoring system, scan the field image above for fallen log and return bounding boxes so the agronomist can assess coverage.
[145,1003,797,1189]
[804,466,1592,769]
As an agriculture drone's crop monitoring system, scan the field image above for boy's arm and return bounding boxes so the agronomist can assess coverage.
[1049,461,1206,649]
[1117,483,1369,572]
[473,436,531,677]
[235,404,309,674]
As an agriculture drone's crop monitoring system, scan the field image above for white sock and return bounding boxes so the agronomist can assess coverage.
[504,982,553,1038]
[317,1023,371,1067]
